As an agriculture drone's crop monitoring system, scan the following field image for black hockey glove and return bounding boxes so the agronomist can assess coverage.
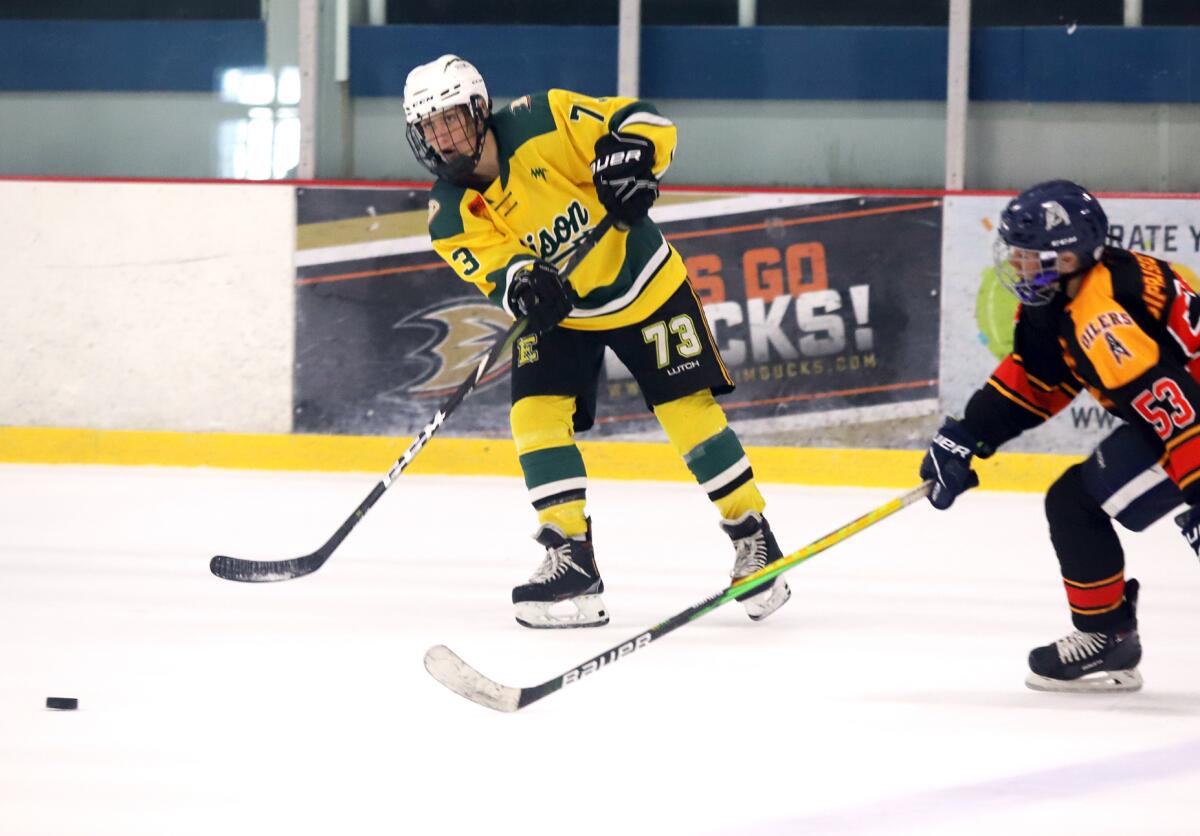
[507,260,575,336]
[591,132,659,227]
[1175,505,1200,559]
[920,417,985,510]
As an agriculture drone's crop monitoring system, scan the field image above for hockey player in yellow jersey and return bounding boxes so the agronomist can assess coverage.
[403,54,790,628]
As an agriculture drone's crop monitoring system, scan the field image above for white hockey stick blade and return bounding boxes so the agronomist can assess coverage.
[424,645,521,713]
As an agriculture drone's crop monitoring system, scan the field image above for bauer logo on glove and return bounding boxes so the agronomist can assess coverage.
[590,147,644,175]
[931,434,973,458]
[591,132,659,227]
[919,417,987,510]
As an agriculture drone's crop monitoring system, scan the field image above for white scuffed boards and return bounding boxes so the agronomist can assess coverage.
[0,181,295,433]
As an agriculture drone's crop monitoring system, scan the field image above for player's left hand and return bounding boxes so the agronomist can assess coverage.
[508,260,575,336]
[1175,505,1200,558]
[591,132,658,227]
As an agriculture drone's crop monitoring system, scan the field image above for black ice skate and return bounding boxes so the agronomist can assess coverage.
[512,522,608,629]
[721,512,791,621]
[1025,579,1143,693]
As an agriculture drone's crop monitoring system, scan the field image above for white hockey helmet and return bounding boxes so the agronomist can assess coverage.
[403,54,489,123]
[403,55,492,181]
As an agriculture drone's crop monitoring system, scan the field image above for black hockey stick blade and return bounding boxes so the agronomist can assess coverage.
[424,481,932,712]
[210,550,330,583]
[211,475,393,582]
[209,216,615,584]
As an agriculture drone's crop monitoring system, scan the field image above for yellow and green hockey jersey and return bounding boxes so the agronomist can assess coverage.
[427,88,686,331]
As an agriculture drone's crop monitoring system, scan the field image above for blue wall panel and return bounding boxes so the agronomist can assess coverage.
[351,25,617,98]
[0,20,265,92]
[4,21,1195,101]
[351,25,1200,104]
[972,27,1200,102]
[640,26,948,100]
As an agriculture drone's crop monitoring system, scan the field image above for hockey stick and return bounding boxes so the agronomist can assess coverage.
[210,215,616,583]
[425,480,933,712]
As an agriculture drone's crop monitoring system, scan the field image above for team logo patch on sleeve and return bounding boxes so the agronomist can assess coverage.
[427,199,441,224]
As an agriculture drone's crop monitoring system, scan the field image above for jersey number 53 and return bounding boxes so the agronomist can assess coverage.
[1132,377,1196,440]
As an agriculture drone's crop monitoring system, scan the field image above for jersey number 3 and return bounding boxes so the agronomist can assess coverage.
[1133,377,1196,440]
[451,247,480,276]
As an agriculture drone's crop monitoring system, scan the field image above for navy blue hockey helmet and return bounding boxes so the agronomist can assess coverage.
[994,180,1109,305]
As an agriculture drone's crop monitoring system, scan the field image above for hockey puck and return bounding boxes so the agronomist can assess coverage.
[45,697,78,711]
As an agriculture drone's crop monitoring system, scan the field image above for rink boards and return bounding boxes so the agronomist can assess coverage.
[2,178,1199,476]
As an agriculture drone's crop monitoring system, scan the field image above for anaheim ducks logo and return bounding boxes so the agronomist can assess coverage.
[386,299,513,398]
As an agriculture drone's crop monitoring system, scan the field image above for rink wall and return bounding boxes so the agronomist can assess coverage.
[4,176,1199,491]
[0,179,295,434]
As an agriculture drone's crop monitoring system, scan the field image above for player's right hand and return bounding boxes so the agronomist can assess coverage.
[1174,505,1200,559]
[920,417,983,510]
[591,132,659,227]
[507,260,575,336]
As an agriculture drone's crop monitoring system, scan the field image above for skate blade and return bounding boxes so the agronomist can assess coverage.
[1025,667,1144,693]
[514,595,609,629]
[743,579,791,622]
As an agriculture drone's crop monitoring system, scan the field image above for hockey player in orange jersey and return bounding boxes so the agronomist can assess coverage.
[403,54,790,628]
[921,180,1200,692]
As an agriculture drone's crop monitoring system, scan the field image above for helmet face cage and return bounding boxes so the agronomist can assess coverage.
[993,180,1109,306]
[405,97,489,182]
[993,238,1062,306]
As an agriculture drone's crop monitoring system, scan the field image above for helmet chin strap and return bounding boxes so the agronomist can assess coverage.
[432,103,491,185]
[1054,249,1102,286]
[1041,257,1098,301]
[440,152,483,184]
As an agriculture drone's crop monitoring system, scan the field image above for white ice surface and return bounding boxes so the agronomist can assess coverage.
[2,463,1199,836]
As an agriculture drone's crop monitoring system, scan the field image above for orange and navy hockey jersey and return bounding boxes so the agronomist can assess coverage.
[427,89,685,332]
[963,248,1200,502]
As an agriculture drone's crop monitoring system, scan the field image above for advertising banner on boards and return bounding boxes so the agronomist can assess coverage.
[293,189,943,439]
